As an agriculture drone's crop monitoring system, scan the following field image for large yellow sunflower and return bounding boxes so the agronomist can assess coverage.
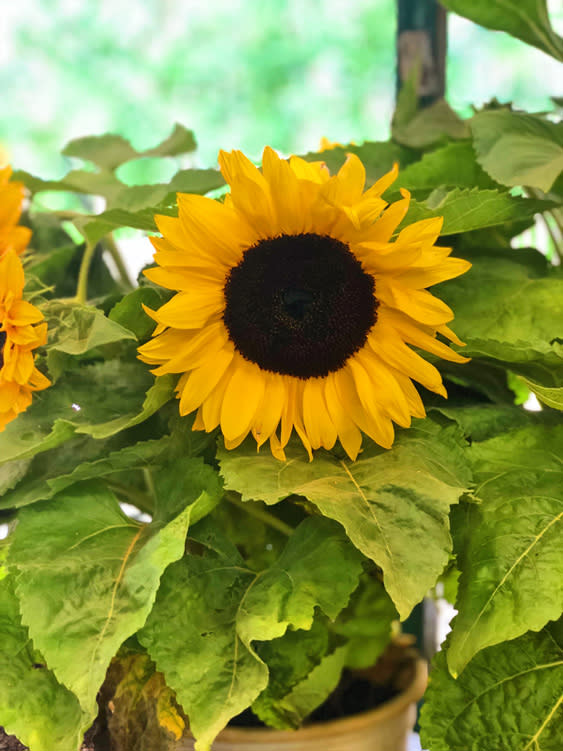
[0,250,50,431]
[0,166,32,257]
[138,148,470,460]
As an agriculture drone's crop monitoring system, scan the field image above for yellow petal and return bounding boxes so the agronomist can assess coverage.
[177,193,254,265]
[377,279,454,325]
[220,356,266,441]
[178,345,234,416]
[368,325,446,397]
[395,257,472,288]
[251,372,286,448]
[302,377,337,450]
[384,309,470,364]
[288,156,329,184]
[0,250,24,299]
[324,373,363,460]
[261,147,305,234]
[152,288,224,329]
[149,321,229,376]
[370,189,410,242]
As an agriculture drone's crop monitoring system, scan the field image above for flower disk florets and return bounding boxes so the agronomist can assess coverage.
[223,233,377,379]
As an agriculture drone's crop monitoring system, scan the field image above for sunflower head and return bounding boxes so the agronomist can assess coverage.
[0,165,50,430]
[0,166,31,258]
[138,147,470,461]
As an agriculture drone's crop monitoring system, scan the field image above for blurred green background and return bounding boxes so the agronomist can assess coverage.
[1,0,562,180]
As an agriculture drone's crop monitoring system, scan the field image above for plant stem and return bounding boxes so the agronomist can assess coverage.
[226,493,293,536]
[143,468,157,503]
[104,233,135,289]
[74,241,96,304]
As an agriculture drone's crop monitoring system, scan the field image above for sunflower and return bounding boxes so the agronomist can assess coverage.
[0,250,50,431]
[0,166,32,257]
[138,148,470,461]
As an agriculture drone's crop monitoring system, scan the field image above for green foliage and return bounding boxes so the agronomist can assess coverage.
[218,420,471,620]
[440,0,563,62]
[139,516,364,750]
[401,187,555,235]
[62,124,197,171]
[437,247,563,390]
[420,619,563,751]
[2,9,563,747]
[471,109,563,192]
[447,423,563,675]
[0,577,88,751]
[7,481,199,721]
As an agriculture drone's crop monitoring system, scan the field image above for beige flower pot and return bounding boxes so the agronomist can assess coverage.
[175,656,428,751]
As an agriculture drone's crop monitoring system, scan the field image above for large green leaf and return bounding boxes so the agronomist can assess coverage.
[447,424,563,675]
[62,124,197,171]
[520,375,563,411]
[218,420,471,619]
[420,620,563,751]
[139,516,363,751]
[471,110,563,192]
[391,140,499,199]
[0,362,171,465]
[438,247,563,388]
[400,187,555,235]
[0,438,171,510]
[439,0,563,62]
[8,481,201,720]
[0,577,88,751]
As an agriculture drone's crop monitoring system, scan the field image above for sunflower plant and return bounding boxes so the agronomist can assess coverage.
[1,5,563,751]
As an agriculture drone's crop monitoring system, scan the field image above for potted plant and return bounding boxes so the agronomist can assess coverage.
[1,3,562,750]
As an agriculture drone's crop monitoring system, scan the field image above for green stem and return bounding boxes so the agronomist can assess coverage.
[226,493,293,536]
[74,241,96,304]
[104,233,135,290]
[107,481,154,516]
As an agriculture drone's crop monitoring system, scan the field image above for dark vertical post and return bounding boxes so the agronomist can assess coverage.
[397,0,447,106]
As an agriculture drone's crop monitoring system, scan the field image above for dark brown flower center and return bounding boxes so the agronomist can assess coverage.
[0,330,6,370]
[223,233,378,378]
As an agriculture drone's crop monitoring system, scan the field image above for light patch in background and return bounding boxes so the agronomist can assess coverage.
[119,502,152,524]
[0,524,8,540]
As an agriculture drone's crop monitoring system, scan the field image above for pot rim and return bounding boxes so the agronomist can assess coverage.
[214,657,428,743]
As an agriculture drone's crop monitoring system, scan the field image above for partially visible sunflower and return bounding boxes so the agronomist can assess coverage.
[0,166,32,257]
[0,166,50,430]
[138,147,470,461]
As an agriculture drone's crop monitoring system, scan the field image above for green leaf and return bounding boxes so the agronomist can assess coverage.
[420,620,563,751]
[0,459,32,496]
[8,481,199,720]
[471,110,563,192]
[218,420,471,619]
[80,372,175,440]
[43,301,136,373]
[252,616,336,729]
[267,646,348,730]
[139,515,363,751]
[71,207,164,246]
[0,576,88,751]
[62,124,196,171]
[400,187,555,235]
[0,438,171,510]
[438,248,563,388]
[391,140,499,198]
[392,99,470,149]
[439,0,563,62]
[447,424,563,675]
[12,168,124,201]
[0,362,169,466]
[152,456,223,525]
[520,375,563,410]
[108,287,171,342]
[333,576,397,669]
